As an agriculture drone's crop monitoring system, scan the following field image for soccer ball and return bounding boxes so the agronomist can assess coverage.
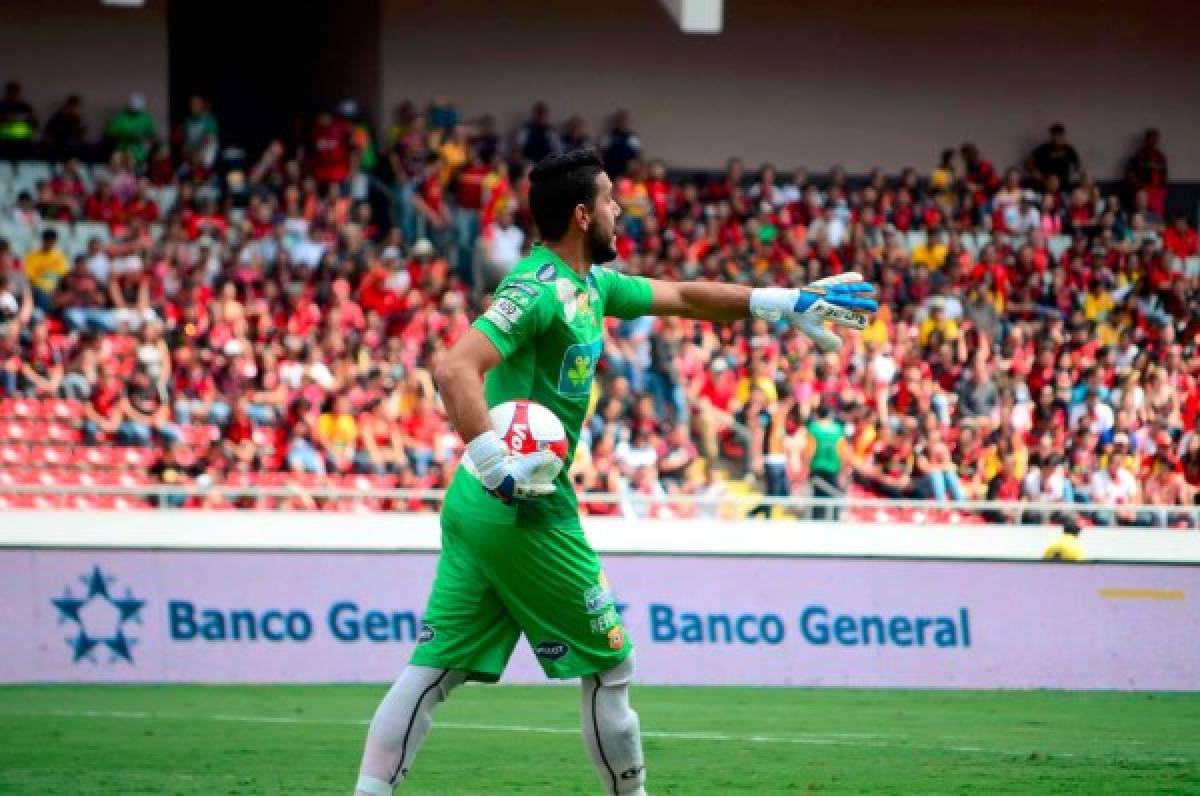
[490,400,568,481]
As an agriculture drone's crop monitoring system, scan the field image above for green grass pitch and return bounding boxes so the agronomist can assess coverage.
[0,685,1197,794]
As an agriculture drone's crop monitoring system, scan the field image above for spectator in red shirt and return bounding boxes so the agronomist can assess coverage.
[1164,218,1198,260]
[123,179,160,225]
[310,110,355,186]
[1125,128,1168,217]
[84,181,125,226]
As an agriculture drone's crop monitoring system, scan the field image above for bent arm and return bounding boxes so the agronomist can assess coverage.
[433,328,502,443]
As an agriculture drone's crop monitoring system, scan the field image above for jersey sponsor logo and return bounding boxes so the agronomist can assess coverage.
[418,624,436,644]
[536,263,556,282]
[607,626,626,651]
[506,280,540,299]
[483,297,524,332]
[534,640,569,660]
[557,339,603,395]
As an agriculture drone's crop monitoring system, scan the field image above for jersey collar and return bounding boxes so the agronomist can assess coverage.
[535,244,590,288]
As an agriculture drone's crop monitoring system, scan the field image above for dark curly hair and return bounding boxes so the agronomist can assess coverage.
[528,148,604,242]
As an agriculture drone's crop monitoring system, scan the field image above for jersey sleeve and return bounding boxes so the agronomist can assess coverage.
[472,278,554,359]
[593,266,653,320]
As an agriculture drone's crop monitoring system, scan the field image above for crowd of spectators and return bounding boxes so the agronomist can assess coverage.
[2,79,1199,525]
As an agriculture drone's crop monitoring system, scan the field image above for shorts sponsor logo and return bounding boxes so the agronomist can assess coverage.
[534,640,569,660]
[584,585,613,614]
[607,626,625,651]
[418,624,435,644]
[483,298,523,332]
[621,766,644,781]
[536,263,556,282]
[589,610,619,634]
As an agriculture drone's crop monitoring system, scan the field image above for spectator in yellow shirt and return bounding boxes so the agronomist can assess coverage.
[911,231,949,270]
[318,394,360,473]
[734,354,779,406]
[24,229,69,313]
[918,302,959,346]
[1081,278,1118,322]
[1043,513,1085,561]
[860,303,892,346]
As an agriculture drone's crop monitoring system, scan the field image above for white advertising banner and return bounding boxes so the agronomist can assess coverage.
[3,548,1196,690]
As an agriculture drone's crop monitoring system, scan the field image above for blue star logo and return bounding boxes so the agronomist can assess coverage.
[51,566,145,664]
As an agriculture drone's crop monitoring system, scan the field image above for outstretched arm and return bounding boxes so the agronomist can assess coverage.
[643,273,879,351]
[646,279,751,322]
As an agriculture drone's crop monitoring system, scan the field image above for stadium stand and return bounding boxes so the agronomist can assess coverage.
[1,84,1199,524]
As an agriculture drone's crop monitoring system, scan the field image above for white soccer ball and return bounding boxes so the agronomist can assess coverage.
[490,400,568,482]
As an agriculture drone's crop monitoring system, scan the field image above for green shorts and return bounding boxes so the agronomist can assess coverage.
[410,506,632,682]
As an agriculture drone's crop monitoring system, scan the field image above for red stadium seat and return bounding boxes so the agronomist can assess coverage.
[44,422,82,444]
[45,399,84,423]
[119,448,156,469]
[84,446,123,470]
[0,493,36,509]
[0,443,30,468]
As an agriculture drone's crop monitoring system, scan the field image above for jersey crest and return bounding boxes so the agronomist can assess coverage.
[558,339,603,395]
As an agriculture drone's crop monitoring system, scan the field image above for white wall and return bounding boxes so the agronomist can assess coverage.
[3,511,1198,562]
[380,0,1200,177]
[0,0,168,146]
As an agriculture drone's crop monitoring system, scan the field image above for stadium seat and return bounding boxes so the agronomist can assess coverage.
[1048,235,1071,259]
[150,184,177,214]
[73,221,111,247]
[84,446,123,470]
[0,443,30,468]
[0,419,34,442]
[119,448,156,469]
[0,398,35,419]
[44,399,84,423]
[0,494,37,510]
[44,422,82,444]
[0,220,34,257]
[15,160,52,183]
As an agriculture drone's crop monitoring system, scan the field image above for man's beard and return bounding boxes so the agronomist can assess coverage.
[585,224,618,264]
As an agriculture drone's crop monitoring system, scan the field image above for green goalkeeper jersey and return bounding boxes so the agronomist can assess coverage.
[443,245,653,530]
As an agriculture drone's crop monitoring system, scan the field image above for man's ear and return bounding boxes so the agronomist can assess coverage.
[575,203,590,232]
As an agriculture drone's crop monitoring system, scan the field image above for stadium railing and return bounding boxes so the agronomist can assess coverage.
[0,481,1196,526]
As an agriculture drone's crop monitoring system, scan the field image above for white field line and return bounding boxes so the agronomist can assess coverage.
[0,707,1191,764]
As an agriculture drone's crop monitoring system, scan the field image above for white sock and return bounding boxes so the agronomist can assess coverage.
[581,651,646,795]
[353,665,467,794]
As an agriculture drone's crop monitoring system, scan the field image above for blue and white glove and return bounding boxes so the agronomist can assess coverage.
[465,430,560,503]
[750,272,879,352]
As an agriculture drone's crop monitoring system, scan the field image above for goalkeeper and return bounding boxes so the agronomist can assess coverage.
[353,149,877,796]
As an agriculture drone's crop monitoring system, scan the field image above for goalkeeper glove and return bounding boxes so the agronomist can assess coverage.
[750,272,878,352]
[465,430,560,503]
